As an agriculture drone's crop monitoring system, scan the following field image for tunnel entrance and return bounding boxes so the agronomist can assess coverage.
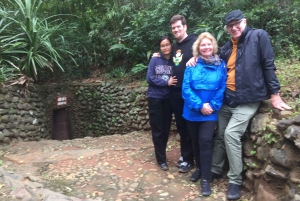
[52,108,72,140]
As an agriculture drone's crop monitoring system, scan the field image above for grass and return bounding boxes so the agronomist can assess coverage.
[275,59,300,115]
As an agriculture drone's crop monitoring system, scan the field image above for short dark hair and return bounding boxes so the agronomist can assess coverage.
[159,35,173,47]
[170,15,186,26]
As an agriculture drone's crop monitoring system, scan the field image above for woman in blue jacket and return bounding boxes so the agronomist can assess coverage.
[146,36,177,171]
[182,32,227,196]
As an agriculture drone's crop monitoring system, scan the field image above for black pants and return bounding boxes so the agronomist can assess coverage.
[187,121,216,180]
[170,92,194,164]
[148,98,172,164]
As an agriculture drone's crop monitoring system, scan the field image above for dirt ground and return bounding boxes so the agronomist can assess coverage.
[0,131,254,201]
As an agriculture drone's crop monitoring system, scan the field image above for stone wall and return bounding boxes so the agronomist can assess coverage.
[0,82,151,143]
[0,82,300,200]
[0,85,48,143]
[242,101,300,201]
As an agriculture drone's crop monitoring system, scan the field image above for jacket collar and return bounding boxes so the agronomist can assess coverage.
[238,26,250,43]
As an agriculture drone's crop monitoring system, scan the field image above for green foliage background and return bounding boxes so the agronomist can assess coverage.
[0,0,299,82]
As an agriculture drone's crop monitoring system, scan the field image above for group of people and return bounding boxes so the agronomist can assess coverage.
[146,10,291,199]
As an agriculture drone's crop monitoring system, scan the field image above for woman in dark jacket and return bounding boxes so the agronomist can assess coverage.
[146,36,177,171]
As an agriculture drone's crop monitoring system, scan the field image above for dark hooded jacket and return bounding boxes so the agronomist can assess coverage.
[220,26,280,104]
[172,34,198,92]
[146,52,173,99]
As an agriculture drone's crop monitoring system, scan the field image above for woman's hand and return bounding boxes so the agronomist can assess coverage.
[168,76,177,86]
[186,57,197,67]
[201,103,214,115]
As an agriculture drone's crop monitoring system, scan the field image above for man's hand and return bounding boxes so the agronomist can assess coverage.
[271,94,292,111]
[152,52,160,57]
[201,103,214,115]
[168,76,177,86]
[186,57,197,67]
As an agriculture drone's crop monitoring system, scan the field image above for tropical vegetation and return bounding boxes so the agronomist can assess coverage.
[0,0,299,83]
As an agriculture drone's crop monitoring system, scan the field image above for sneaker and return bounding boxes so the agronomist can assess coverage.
[201,179,212,197]
[176,156,183,167]
[210,172,222,182]
[227,183,242,200]
[190,168,201,182]
[178,162,193,173]
[158,163,169,171]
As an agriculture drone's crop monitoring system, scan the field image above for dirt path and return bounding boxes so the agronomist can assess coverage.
[0,131,253,201]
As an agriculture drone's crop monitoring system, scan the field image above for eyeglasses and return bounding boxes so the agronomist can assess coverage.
[160,43,171,48]
[226,19,243,30]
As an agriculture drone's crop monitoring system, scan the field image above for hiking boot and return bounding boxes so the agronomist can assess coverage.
[176,156,183,167]
[158,163,169,171]
[178,162,193,173]
[210,171,222,182]
[201,179,212,197]
[190,168,201,182]
[227,183,242,200]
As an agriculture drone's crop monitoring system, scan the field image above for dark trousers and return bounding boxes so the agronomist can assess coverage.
[170,92,194,164]
[148,98,172,164]
[187,121,216,180]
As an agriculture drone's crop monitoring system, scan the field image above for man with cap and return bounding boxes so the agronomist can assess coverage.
[211,10,291,200]
[188,9,291,199]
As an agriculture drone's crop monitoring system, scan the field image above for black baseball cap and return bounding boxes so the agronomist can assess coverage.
[225,10,244,25]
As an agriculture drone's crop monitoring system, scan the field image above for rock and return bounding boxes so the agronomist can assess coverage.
[258,100,272,113]
[277,119,294,131]
[256,183,280,201]
[289,188,296,199]
[294,115,300,126]
[243,139,256,157]
[243,179,254,191]
[256,147,270,161]
[290,167,300,183]
[250,113,270,133]
[245,170,254,181]
[244,157,263,169]
[284,125,300,149]
[10,187,39,200]
[0,94,5,101]
[41,190,74,201]
[281,110,293,119]
[256,137,263,146]
[0,115,10,123]
[265,165,288,179]
[269,148,292,169]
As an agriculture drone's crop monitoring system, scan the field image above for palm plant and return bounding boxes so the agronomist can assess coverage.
[0,0,74,82]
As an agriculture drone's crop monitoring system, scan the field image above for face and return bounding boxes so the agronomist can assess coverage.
[171,20,187,42]
[160,39,172,56]
[199,38,213,59]
[227,19,247,40]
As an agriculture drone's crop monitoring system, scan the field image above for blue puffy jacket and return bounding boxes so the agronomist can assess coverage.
[182,57,227,122]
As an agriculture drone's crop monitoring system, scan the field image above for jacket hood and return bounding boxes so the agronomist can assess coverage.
[159,52,171,61]
[178,33,198,44]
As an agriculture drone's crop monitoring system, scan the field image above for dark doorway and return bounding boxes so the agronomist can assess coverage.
[52,108,72,140]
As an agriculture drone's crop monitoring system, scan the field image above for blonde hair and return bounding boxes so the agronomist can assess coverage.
[192,32,218,57]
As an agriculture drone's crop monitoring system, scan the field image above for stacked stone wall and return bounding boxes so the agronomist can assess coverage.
[1,82,300,200]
